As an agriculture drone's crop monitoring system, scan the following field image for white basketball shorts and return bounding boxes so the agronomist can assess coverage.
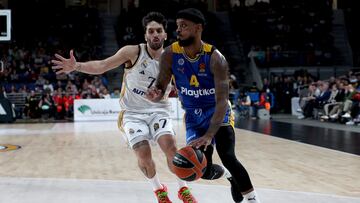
[118,110,175,148]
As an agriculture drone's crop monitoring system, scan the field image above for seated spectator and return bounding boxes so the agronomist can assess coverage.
[55,80,64,90]
[43,79,54,94]
[100,88,111,99]
[33,73,44,85]
[38,93,55,119]
[63,91,75,118]
[89,85,100,98]
[24,90,40,118]
[111,88,121,98]
[65,80,78,94]
[297,83,317,119]
[229,74,240,107]
[329,84,356,119]
[249,90,268,119]
[345,92,360,125]
[321,83,341,120]
[302,82,331,118]
[236,91,251,118]
[53,89,64,119]
[82,78,91,90]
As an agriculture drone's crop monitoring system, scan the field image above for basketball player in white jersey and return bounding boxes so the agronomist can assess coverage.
[52,12,197,203]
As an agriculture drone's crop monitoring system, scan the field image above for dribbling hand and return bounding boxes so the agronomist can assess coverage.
[52,50,77,74]
[189,134,213,151]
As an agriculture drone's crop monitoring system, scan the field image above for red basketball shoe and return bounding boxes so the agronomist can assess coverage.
[154,184,172,203]
[178,186,198,203]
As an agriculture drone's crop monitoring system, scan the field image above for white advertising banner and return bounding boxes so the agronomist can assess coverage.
[74,99,121,121]
[74,98,183,121]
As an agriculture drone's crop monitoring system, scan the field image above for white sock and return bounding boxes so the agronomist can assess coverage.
[176,177,188,189]
[147,173,163,191]
[243,190,261,203]
[221,165,232,179]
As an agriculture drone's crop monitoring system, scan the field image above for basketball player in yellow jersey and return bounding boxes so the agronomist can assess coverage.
[52,12,197,203]
[147,8,261,203]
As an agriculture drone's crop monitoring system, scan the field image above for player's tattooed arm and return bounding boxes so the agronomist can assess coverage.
[207,50,230,137]
[155,46,173,98]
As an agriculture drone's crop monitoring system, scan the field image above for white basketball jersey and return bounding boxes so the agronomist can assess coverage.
[119,44,171,113]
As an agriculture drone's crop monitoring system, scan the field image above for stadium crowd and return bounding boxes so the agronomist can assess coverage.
[1,0,360,126]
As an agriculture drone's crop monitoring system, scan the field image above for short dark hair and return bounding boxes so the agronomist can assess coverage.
[142,12,167,31]
[176,8,205,26]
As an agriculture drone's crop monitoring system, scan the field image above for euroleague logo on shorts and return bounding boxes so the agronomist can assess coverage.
[0,144,21,152]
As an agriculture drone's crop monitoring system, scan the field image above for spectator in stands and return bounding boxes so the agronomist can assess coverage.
[82,78,90,90]
[92,76,102,89]
[321,83,340,120]
[236,90,251,118]
[43,79,54,93]
[297,83,317,119]
[24,90,40,118]
[65,80,78,94]
[81,88,91,99]
[18,85,28,94]
[35,75,45,88]
[52,89,64,119]
[63,91,74,118]
[229,74,240,108]
[100,88,111,99]
[345,92,360,125]
[38,93,55,119]
[111,88,121,99]
[10,85,17,93]
[0,85,6,99]
[55,80,64,90]
[302,82,331,119]
[250,89,272,119]
[329,84,355,119]
[10,69,19,83]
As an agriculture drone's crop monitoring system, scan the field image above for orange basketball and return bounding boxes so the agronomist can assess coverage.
[172,146,207,181]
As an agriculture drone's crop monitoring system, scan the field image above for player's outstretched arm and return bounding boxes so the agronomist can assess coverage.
[190,50,229,150]
[52,45,139,75]
[146,46,173,102]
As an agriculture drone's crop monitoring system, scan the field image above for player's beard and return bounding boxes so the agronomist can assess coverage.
[178,36,195,47]
[148,38,164,50]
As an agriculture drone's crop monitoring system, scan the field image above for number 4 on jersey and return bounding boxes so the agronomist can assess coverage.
[190,75,199,87]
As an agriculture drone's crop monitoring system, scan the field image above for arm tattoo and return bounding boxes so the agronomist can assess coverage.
[206,50,230,136]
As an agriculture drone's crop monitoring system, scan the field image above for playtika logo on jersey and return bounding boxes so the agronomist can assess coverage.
[180,87,215,98]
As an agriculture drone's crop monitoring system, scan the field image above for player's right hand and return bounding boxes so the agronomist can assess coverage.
[146,87,163,102]
[52,50,77,74]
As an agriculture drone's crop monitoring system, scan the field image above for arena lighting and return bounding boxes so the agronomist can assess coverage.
[0,9,11,41]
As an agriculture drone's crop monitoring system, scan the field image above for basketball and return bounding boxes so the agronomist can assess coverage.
[172,146,207,181]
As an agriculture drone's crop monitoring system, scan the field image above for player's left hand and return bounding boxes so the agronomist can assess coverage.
[189,134,213,151]
[146,87,163,102]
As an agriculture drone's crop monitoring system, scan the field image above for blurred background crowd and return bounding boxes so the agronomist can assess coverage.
[1,0,360,125]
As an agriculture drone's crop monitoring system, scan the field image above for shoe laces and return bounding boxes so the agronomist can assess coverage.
[156,190,169,203]
[179,188,194,203]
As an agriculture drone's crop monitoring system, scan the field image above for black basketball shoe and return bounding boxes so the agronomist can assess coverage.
[201,164,224,180]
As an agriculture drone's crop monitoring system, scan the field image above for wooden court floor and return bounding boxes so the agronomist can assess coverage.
[0,121,359,202]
